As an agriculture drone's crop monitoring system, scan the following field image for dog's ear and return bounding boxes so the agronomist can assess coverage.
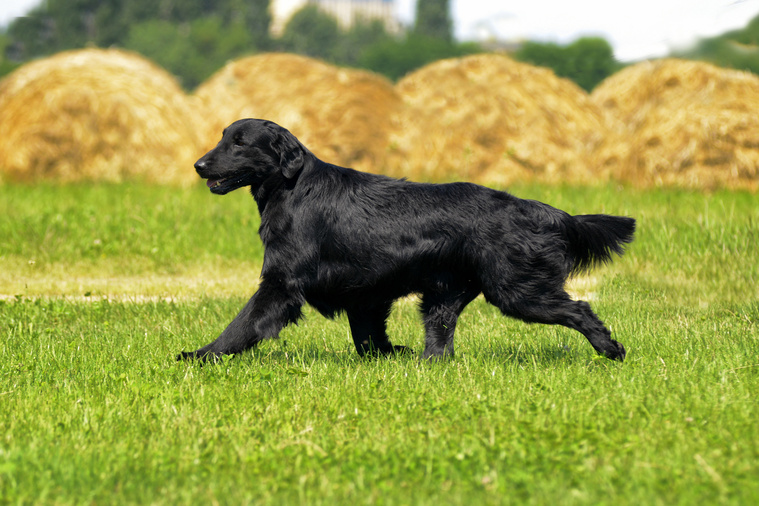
[270,128,312,179]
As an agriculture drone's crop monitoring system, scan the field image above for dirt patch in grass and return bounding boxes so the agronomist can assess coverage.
[5,262,261,299]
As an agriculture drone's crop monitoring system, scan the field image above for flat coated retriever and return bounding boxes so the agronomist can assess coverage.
[179,119,635,362]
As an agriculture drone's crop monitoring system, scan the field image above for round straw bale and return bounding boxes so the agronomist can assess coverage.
[386,54,609,185]
[0,48,202,185]
[194,53,401,172]
[591,59,759,190]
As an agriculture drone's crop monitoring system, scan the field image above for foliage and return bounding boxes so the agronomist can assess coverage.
[6,0,759,90]
[123,17,255,89]
[360,34,482,81]
[275,4,479,81]
[0,183,758,503]
[1,0,476,85]
[674,12,759,75]
[277,5,343,62]
[223,0,272,50]
[333,18,395,68]
[3,0,626,91]
[0,32,19,76]
[414,0,453,42]
[514,37,620,91]
[2,0,270,86]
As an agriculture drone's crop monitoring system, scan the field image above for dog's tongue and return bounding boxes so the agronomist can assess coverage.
[206,179,220,188]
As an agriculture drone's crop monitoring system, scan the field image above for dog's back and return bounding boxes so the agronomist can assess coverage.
[296,160,633,288]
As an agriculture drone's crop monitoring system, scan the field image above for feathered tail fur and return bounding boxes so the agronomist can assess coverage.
[565,214,636,274]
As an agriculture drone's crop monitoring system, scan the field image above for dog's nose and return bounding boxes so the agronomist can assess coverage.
[194,159,206,172]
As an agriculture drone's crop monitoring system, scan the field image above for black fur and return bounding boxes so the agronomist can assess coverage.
[178,119,635,362]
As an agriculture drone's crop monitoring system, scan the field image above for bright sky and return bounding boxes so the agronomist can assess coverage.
[2,0,759,62]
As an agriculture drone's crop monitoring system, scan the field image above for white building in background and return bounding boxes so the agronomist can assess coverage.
[270,0,400,36]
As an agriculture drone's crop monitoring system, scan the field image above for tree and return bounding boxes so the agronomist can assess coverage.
[562,37,618,91]
[278,5,341,61]
[6,10,55,59]
[360,34,480,81]
[673,13,759,76]
[217,0,272,51]
[124,17,254,90]
[515,37,619,91]
[414,0,453,42]
[336,19,394,67]
[3,0,271,62]
[0,32,20,78]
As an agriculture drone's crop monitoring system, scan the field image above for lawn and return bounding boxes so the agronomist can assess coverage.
[1,182,757,504]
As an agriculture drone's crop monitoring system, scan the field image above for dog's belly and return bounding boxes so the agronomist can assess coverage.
[303,278,416,318]
[303,261,480,319]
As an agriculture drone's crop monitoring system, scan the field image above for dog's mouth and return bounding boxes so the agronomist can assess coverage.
[206,178,226,190]
[204,173,250,195]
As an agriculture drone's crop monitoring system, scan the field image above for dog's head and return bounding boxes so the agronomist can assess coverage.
[195,119,314,195]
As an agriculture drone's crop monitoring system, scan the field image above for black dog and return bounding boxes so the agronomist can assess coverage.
[179,119,635,362]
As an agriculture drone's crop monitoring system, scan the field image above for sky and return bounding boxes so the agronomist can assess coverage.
[2,0,759,62]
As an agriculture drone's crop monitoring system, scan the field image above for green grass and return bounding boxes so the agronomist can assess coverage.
[1,182,758,504]
[0,183,263,297]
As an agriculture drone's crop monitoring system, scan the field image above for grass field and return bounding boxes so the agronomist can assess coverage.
[1,182,758,504]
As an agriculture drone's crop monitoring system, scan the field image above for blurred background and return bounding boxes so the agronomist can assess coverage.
[1,0,759,189]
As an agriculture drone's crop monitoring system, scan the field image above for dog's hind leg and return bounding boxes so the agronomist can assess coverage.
[178,280,303,362]
[420,286,479,360]
[346,301,407,356]
[488,288,626,361]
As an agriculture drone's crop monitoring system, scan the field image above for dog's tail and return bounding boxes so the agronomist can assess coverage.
[564,214,636,274]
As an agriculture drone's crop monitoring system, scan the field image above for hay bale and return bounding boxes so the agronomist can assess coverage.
[591,58,759,190]
[386,54,610,185]
[194,53,401,172]
[0,48,202,185]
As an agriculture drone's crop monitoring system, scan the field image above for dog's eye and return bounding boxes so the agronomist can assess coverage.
[233,136,245,147]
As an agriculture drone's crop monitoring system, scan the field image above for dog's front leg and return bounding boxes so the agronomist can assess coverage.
[178,280,304,362]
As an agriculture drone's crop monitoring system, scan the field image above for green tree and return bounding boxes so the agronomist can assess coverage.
[515,37,618,91]
[360,34,481,81]
[217,0,272,50]
[277,5,341,61]
[124,16,254,90]
[673,13,759,76]
[562,37,618,91]
[414,0,453,42]
[336,18,394,67]
[0,32,20,78]
[4,0,270,62]
[6,10,54,58]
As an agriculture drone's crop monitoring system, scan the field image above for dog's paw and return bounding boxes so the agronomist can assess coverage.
[176,350,226,363]
[421,347,455,362]
[356,343,413,358]
[602,340,626,362]
[176,351,196,361]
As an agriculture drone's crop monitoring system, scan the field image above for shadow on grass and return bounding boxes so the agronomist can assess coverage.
[179,340,608,369]
[467,343,586,365]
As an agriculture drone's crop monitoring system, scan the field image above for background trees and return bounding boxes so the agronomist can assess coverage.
[414,0,452,42]
[3,0,271,88]
[674,13,759,76]
[1,0,480,86]
[514,37,620,92]
[4,0,758,90]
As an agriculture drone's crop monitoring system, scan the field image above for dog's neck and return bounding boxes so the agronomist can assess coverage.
[250,173,295,214]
